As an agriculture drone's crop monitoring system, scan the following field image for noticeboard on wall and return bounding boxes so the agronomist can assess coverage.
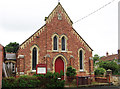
[36,64,47,74]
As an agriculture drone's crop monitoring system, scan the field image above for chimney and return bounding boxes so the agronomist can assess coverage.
[106,52,109,56]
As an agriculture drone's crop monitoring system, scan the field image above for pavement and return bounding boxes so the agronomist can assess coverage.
[64,86,120,89]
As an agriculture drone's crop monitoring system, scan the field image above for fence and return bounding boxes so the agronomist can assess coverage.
[65,76,92,87]
[95,77,108,83]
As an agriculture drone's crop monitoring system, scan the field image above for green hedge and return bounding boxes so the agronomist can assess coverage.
[2,72,65,89]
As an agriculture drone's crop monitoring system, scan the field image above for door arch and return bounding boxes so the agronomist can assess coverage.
[55,57,64,74]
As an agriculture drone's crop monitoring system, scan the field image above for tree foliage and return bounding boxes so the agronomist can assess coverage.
[94,67,106,76]
[98,60,119,75]
[66,66,76,77]
[93,54,100,64]
[5,42,19,53]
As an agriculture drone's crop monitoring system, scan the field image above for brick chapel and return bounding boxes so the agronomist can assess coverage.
[16,3,94,78]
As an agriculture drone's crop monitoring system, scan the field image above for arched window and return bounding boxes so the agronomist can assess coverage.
[53,36,58,50]
[79,50,83,70]
[62,36,65,51]
[32,47,37,70]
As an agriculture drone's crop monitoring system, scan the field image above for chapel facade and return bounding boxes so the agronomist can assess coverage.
[16,3,94,78]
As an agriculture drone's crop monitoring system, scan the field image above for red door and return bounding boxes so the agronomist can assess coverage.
[55,57,64,74]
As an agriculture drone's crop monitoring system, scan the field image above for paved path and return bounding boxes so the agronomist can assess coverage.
[65,86,120,89]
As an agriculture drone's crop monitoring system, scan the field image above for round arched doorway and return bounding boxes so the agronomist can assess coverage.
[55,57,64,74]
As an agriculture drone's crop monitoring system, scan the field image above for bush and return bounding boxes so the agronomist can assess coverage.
[44,72,65,89]
[2,77,17,88]
[66,66,76,77]
[94,67,106,76]
[98,60,119,75]
[18,75,39,88]
[2,72,65,89]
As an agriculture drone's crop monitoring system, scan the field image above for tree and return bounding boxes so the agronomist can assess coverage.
[5,42,19,53]
[93,54,100,64]
[94,67,106,76]
[98,60,119,75]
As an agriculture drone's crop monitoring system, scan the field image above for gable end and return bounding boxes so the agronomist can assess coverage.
[20,25,46,49]
[72,27,93,52]
[45,2,73,26]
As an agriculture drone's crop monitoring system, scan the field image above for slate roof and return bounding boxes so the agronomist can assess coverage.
[100,54,118,61]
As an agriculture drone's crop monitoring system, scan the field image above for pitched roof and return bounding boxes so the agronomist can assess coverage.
[100,54,118,61]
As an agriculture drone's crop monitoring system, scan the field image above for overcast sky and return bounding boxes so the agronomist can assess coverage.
[0,0,119,56]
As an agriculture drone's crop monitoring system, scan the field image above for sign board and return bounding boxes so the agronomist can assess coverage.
[36,64,47,74]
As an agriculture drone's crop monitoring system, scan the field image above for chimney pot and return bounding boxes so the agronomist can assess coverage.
[106,52,109,56]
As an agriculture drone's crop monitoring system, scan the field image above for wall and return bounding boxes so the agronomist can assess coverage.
[0,44,4,89]
[16,3,93,77]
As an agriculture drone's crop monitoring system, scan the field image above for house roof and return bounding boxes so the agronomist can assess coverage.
[100,54,118,61]
[5,53,16,60]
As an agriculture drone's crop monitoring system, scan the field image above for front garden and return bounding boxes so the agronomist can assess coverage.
[2,66,77,89]
[2,72,65,89]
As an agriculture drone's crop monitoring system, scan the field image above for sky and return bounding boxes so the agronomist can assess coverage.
[0,0,119,57]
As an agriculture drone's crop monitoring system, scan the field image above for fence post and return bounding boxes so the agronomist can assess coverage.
[76,76,78,87]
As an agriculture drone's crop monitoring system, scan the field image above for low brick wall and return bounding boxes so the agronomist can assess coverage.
[0,44,4,89]
[95,77,108,83]
[65,76,91,85]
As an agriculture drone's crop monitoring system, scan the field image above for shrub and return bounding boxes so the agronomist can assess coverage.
[2,72,65,89]
[98,60,119,75]
[18,75,38,88]
[94,67,106,76]
[66,66,76,77]
[2,77,17,88]
[45,72,65,89]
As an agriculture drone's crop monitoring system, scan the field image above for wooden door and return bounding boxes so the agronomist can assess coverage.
[55,57,64,74]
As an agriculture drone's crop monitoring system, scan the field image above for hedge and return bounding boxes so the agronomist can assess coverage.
[2,72,65,89]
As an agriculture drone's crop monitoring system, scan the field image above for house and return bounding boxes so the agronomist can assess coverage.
[4,53,16,76]
[100,52,118,63]
[0,44,4,89]
[16,2,94,79]
[95,51,119,69]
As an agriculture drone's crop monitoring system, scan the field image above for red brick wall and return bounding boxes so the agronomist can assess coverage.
[0,44,4,88]
[17,4,93,77]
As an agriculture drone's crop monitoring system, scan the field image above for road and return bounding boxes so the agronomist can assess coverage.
[65,86,120,89]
